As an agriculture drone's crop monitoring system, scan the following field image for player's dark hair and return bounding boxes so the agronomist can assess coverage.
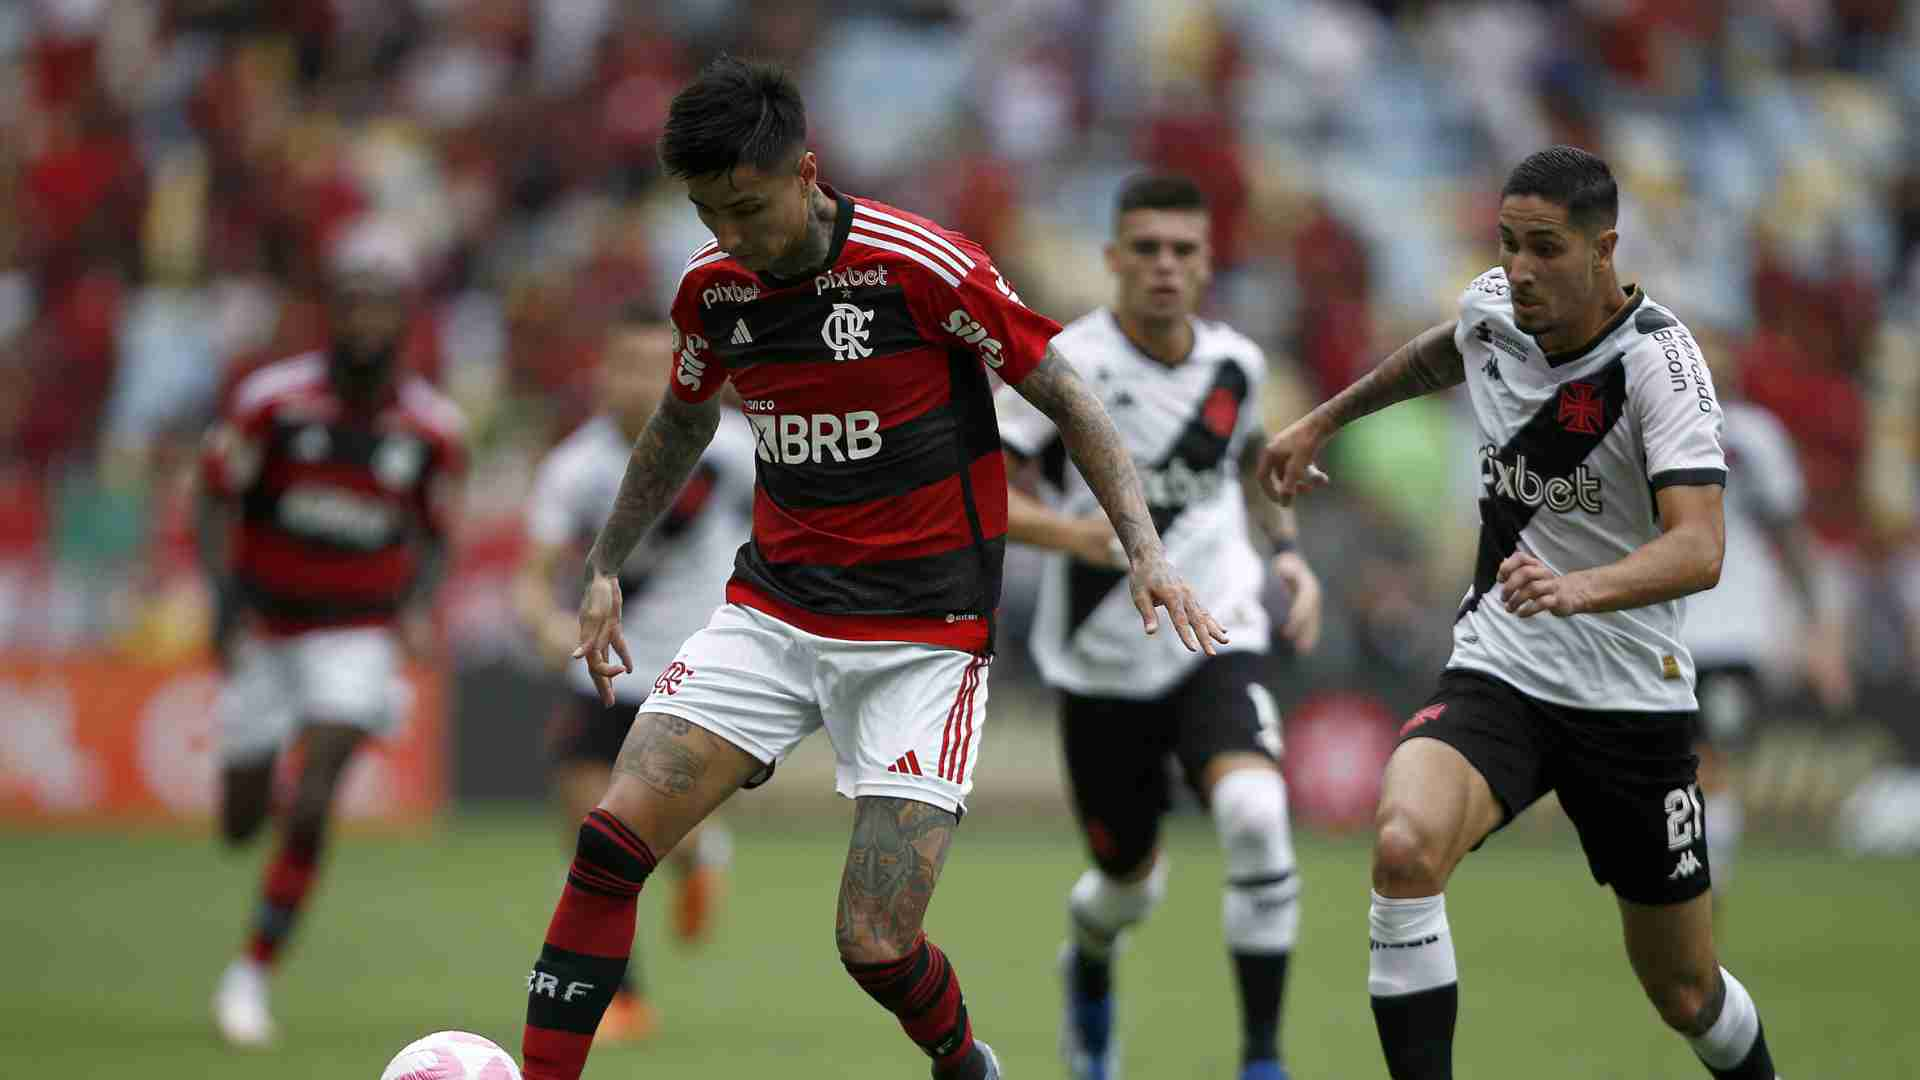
[1501,146,1618,232]
[659,55,807,179]
[1115,173,1209,221]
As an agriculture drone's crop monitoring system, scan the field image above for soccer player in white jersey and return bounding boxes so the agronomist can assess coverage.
[1259,147,1781,1079]
[1683,390,1849,889]
[996,174,1321,1080]
[513,307,755,1042]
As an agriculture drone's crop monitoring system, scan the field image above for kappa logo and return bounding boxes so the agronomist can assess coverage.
[815,265,889,295]
[1668,850,1703,880]
[1557,381,1606,435]
[822,303,876,362]
[701,280,760,308]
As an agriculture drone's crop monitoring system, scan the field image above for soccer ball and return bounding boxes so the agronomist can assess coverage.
[381,1031,522,1080]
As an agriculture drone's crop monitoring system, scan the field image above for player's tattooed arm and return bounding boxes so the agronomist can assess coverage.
[1014,343,1229,652]
[1238,427,1300,546]
[836,797,956,957]
[576,392,720,703]
[584,393,722,581]
[1317,321,1464,430]
[1258,321,1461,504]
[1011,344,1160,562]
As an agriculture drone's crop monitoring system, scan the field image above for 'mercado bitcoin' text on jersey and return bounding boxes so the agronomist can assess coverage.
[997,310,1269,698]
[669,186,1062,653]
[1452,267,1726,711]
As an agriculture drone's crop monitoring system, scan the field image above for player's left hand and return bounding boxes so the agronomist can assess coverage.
[575,570,634,707]
[1271,551,1323,653]
[1129,548,1231,655]
[1497,552,1590,618]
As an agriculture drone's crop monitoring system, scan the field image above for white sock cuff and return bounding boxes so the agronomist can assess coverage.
[1368,891,1457,998]
[1689,967,1760,1071]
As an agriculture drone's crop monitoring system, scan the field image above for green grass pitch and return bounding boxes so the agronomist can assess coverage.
[2,811,1910,1078]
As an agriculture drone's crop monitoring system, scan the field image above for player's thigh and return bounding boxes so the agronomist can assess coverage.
[602,604,822,852]
[1551,706,1710,908]
[823,641,991,817]
[290,721,369,809]
[836,794,960,960]
[1061,690,1174,879]
[1375,672,1548,881]
[1166,650,1283,796]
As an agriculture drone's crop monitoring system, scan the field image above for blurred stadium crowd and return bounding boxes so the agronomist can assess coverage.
[4,1,1919,828]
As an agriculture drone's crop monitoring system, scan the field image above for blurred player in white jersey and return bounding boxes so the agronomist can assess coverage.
[997,174,1323,1080]
[1260,147,1781,1079]
[513,306,754,1042]
[1683,389,1851,888]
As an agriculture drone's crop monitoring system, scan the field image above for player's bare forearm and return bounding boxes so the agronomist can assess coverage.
[1769,518,1823,618]
[1311,322,1463,433]
[1571,487,1725,612]
[1003,472,1078,552]
[584,394,720,581]
[1239,428,1299,546]
[1013,345,1161,561]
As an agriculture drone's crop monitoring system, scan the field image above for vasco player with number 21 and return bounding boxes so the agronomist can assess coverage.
[517,56,1226,1080]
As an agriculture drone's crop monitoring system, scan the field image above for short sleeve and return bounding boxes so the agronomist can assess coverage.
[526,447,580,548]
[923,239,1062,386]
[1632,326,1727,490]
[667,273,730,404]
[993,381,1058,460]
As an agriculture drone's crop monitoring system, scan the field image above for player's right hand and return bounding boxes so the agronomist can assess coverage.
[1257,417,1333,506]
[574,570,633,707]
[1129,548,1230,655]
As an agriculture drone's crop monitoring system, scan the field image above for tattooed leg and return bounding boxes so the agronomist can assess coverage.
[599,711,760,859]
[835,796,958,963]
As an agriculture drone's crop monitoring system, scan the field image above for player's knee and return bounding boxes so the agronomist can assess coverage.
[1645,968,1720,1034]
[835,917,919,967]
[1068,858,1169,940]
[1372,810,1449,894]
[1211,768,1293,868]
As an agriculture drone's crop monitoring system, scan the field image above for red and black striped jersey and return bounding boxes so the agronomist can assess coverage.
[200,352,467,635]
[669,186,1061,653]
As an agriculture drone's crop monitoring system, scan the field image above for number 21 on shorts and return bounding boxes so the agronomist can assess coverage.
[1664,783,1705,851]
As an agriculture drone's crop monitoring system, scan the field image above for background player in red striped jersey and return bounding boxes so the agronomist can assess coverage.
[519,56,1225,1080]
[197,220,467,1048]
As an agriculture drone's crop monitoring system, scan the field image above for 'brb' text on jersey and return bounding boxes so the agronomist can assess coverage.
[200,352,467,635]
[997,309,1271,699]
[1451,267,1727,712]
[669,186,1062,653]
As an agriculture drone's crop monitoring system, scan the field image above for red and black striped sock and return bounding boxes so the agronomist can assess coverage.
[522,809,656,1080]
[845,934,984,1079]
[247,832,320,967]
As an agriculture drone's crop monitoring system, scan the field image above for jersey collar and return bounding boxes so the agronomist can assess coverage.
[756,184,855,290]
[1542,285,1643,368]
[1105,308,1197,370]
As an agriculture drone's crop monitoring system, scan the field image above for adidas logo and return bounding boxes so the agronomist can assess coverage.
[1668,851,1703,880]
[885,751,925,777]
[730,318,753,346]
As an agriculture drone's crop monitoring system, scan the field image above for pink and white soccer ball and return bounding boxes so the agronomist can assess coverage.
[381,1031,522,1080]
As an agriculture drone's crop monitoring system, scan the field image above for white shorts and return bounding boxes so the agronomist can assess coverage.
[644,603,991,815]
[218,627,400,764]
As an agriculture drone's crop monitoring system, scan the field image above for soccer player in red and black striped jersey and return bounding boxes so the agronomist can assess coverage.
[519,56,1225,1080]
[198,221,466,1048]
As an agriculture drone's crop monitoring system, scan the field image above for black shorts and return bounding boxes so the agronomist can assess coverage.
[1061,651,1280,877]
[1404,669,1710,906]
[546,693,639,768]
